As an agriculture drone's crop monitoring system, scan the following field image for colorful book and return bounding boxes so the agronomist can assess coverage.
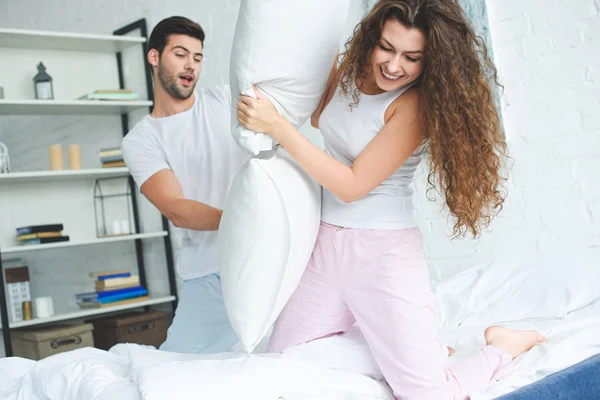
[77,288,147,303]
[98,286,144,298]
[89,269,130,278]
[17,232,63,241]
[96,272,131,281]
[22,236,69,245]
[95,275,139,290]
[99,149,122,158]
[99,147,121,153]
[99,155,124,163]
[76,293,98,301]
[77,296,149,309]
[97,288,147,303]
[76,285,145,301]
[96,283,141,292]
[93,89,133,94]
[102,161,126,168]
[16,224,63,235]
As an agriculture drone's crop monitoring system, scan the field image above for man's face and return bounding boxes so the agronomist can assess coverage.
[154,34,203,100]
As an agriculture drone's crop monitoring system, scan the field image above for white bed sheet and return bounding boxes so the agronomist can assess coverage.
[466,299,600,399]
[279,299,600,399]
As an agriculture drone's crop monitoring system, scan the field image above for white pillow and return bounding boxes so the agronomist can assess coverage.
[218,149,321,352]
[435,252,600,328]
[230,0,350,155]
[222,0,350,352]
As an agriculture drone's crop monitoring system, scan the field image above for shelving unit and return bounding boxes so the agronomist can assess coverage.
[0,99,153,115]
[1,296,176,330]
[0,167,130,182]
[1,232,168,254]
[0,19,177,357]
[0,28,146,52]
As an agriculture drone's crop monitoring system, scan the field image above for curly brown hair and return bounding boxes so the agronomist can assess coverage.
[337,0,508,238]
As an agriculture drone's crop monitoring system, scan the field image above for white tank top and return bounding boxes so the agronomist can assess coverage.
[318,83,426,230]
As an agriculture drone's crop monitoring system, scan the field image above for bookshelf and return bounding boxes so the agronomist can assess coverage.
[0,20,178,357]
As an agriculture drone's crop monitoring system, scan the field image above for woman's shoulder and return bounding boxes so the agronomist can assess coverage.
[385,83,422,123]
[397,83,422,105]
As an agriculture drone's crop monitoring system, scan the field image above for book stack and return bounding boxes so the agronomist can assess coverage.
[78,89,139,101]
[16,224,69,246]
[76,270,148,309]
[99,147,125,168]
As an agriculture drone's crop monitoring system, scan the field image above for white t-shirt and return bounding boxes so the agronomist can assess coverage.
[122,85,249,280]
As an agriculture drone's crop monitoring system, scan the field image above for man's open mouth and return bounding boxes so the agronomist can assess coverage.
[180,75,194,85]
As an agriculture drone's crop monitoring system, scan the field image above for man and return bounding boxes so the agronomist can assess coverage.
[122,16,248,354]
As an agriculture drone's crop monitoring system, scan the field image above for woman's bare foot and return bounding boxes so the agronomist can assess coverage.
[484,326,547,359]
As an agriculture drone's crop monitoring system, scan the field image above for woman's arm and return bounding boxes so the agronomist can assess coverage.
[237,87,425,203]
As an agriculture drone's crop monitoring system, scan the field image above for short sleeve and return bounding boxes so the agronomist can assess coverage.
[121,128,170,189]
[210,84,232,109]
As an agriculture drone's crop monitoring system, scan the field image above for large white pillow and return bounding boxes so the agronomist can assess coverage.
[435,252,600,328]
[230,0,350,155]
[221,0,350,352]
[218,149,321,352]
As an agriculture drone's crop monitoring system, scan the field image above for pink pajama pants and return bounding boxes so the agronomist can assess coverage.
[268,222,511,400]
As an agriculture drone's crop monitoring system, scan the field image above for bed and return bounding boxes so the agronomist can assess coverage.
[1,252,599,399]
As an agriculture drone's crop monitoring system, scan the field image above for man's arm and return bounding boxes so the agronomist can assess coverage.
[141,169,222,231]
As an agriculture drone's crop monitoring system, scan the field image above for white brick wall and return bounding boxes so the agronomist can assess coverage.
[417,0,600,276]
[0,0,599,358]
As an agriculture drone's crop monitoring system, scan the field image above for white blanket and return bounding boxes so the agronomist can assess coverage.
[0,342,392,400]
[446,300,600,398]
[3,303,599,399]
[2,254,599,399]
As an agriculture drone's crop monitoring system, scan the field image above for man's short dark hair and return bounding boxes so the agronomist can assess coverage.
[148,16,205,55]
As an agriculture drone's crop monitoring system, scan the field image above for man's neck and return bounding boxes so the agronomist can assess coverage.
[150,84,195,118]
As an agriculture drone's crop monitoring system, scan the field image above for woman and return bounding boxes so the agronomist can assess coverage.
[237,1,546,398]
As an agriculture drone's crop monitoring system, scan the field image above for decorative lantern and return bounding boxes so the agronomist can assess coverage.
[94,177,135,237]
[33,62,54,100]
[0,142,10,173]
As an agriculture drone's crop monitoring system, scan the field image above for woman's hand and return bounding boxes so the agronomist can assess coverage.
[237,87,283,137]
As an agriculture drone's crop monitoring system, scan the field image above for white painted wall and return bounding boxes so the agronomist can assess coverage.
[0,0,598,357]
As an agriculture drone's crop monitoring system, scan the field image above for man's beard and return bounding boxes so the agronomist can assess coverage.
[157,63,195,100]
